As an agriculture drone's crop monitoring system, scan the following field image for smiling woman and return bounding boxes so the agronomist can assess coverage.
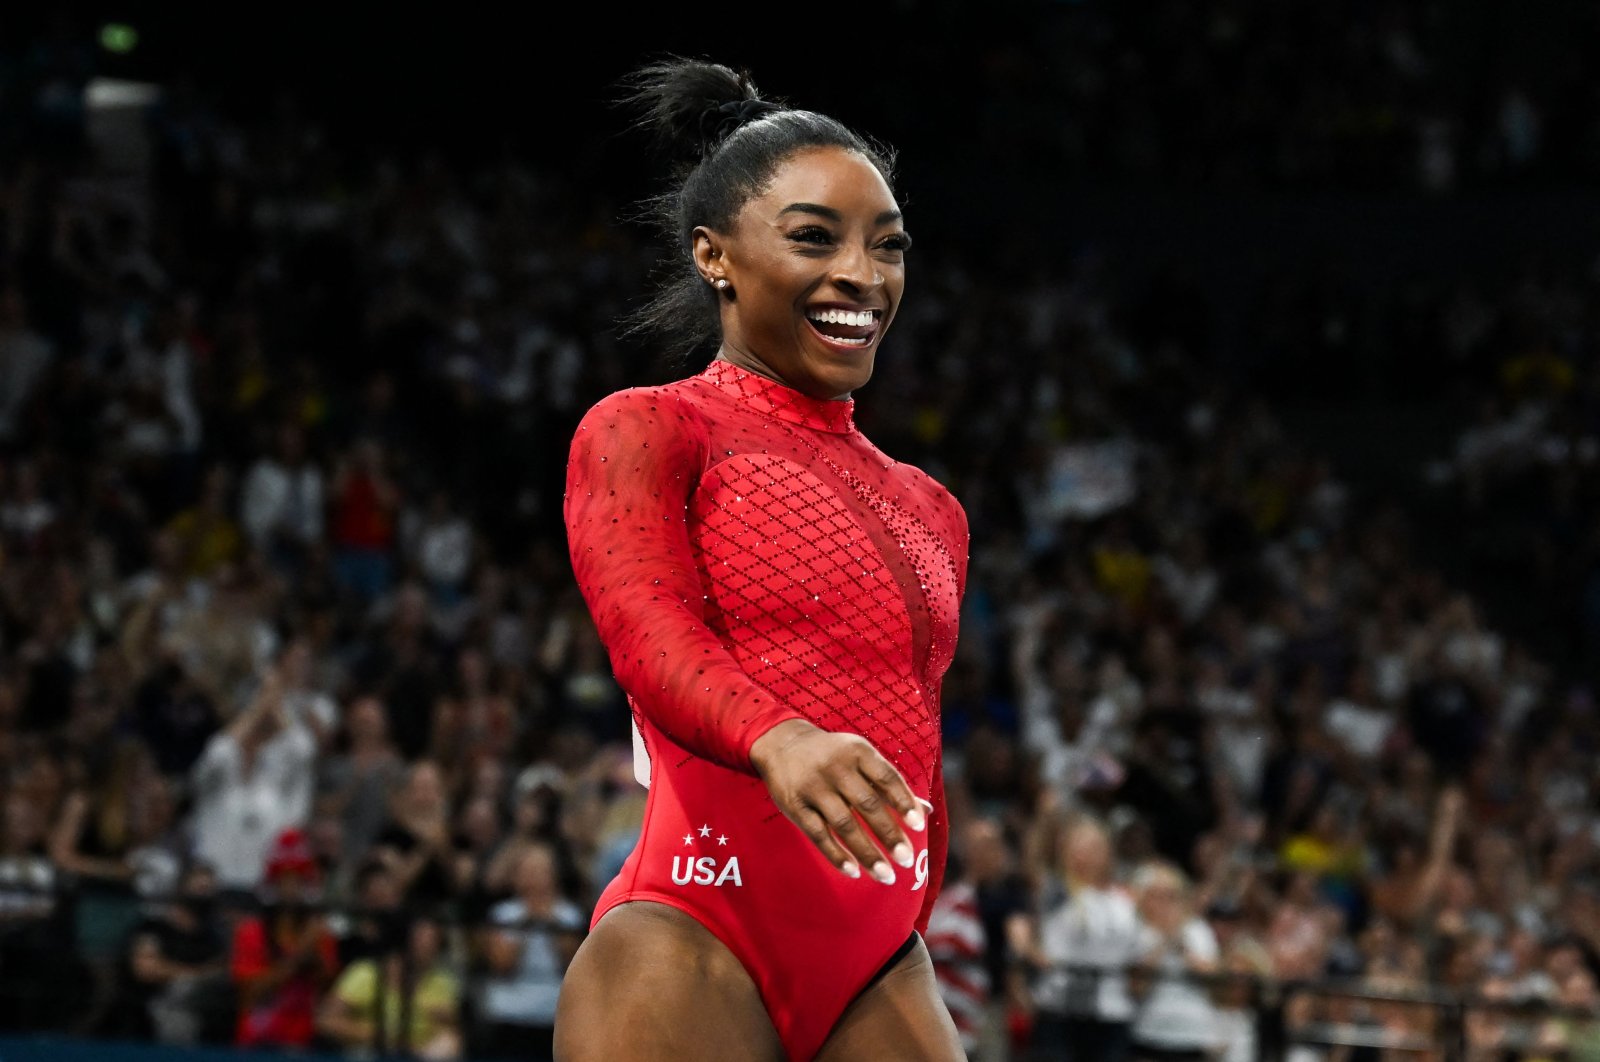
[553,57,970,1062]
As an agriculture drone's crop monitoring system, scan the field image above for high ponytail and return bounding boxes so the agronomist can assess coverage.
[618,58,779,167]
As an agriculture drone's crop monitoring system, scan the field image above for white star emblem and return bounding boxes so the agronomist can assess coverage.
[683,834,694,846]
[717,835,729,846]
[699,824,712,837]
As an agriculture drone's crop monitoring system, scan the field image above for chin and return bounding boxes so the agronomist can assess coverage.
[811,355,876,399]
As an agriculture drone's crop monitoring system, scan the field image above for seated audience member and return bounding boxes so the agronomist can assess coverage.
[318,911,462,1059]
[1023,816,1140,1062]
[1127,861,1223,1062]
[333,858,406,968]
[229,828,340,1050]
[0,786,92,1030]
[99,860,232,1045]
[473,842,585,1062]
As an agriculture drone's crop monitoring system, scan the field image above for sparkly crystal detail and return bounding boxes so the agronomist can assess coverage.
[565,359,965,790]
[692,453,936,785]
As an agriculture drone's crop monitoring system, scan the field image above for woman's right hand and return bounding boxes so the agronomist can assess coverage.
[749,719,925,885]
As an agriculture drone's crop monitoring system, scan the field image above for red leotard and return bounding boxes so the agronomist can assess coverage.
[564,360,968,1060]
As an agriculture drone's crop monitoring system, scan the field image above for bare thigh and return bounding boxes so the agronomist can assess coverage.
[553,901,784,1062]
[814,936,967,1062]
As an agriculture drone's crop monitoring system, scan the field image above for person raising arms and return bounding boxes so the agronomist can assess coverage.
[555,57,969,1061]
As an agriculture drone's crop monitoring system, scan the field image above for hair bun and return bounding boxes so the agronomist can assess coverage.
[699,99,782,155]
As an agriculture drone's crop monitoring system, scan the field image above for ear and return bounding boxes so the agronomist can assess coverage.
[692,226,728,287]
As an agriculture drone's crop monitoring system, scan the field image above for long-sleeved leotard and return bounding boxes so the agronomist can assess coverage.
[564,360,968,1061]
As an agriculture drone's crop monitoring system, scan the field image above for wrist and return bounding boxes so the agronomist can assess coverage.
[748,718,819,776]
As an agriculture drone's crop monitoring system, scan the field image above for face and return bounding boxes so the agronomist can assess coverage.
[696,145,909,401]
[516,845,558,898]
[1063,824,1111,884]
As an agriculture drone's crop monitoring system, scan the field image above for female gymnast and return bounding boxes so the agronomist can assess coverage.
[555,56,969,1061]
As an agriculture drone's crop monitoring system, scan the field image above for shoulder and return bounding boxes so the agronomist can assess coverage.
[567,381,716,474]
[572,379,711,438]
[336,959,378,994]
[893,456,969,537]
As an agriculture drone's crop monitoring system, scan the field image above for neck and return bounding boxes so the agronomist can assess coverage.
[715,349,850,401]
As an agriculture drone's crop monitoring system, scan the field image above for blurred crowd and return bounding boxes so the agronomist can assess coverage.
[948,0,1600,193]
[1,8,1600,1062]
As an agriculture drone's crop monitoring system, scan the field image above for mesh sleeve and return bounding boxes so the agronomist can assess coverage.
[563,388,806,772]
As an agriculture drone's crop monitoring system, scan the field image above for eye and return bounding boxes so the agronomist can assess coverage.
[787,226,835,246]
[878,232,913,253]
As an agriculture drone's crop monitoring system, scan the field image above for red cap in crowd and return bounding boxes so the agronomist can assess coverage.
[263,827,320,885]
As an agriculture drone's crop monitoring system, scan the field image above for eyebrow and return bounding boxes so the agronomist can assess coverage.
[778,202,904,226]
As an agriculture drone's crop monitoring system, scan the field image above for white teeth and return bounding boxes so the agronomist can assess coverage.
[808,309,876,327]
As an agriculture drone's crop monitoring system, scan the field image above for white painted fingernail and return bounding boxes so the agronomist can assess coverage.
[872,861,896,885]
[906,808,926,832]
[893,843,914,868]
[841,861,861,879]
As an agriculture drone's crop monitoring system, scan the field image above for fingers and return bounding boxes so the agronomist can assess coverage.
[761,729,930,884]
[859,753,926,837]
[834,771,915,874]
[793,805,863,880]
[808,791,898,885]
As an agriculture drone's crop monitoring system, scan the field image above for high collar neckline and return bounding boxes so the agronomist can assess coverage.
[700,360,856,434]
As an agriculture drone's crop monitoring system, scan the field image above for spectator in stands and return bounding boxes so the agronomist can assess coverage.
[408,485,475,607]
[0,785,91,1031]
[332,857,405,968]
[1127,860,1222,1061]
[925,845,993,1059]
[318,911,463,1059]
[316,692,406,888]
[161,463,243,582]
[483,768,563,898]
[189,665,316,890]
[957,814,1034,1061]
[371,758,462,913]
[1021,813,1140,1062]
[229,827,340,1050]
[126,645,220,779]
[99,858,232,1045]
[238,420,324,577]
[473,841,585,1062]
[275,634,339,755]
[329,436,402,606]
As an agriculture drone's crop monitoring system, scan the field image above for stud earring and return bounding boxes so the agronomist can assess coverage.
[714,278,730,291]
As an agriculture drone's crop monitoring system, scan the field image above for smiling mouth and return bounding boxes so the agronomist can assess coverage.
[805,307,881,348]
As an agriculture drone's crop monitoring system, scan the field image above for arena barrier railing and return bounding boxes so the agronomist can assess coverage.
[4,872,1597,1061]
[1027,963,1600,1061]
[0,874,589,1060]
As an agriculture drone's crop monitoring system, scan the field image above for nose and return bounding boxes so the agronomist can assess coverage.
[831,242,883,293]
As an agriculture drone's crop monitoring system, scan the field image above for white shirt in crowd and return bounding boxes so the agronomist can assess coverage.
[416,515,474,592]
[1033,883,1141,1023]
[188,723,316,888]
[239,458,324,549]
[478,897,586,1027]
[1130,917,1221,1051]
